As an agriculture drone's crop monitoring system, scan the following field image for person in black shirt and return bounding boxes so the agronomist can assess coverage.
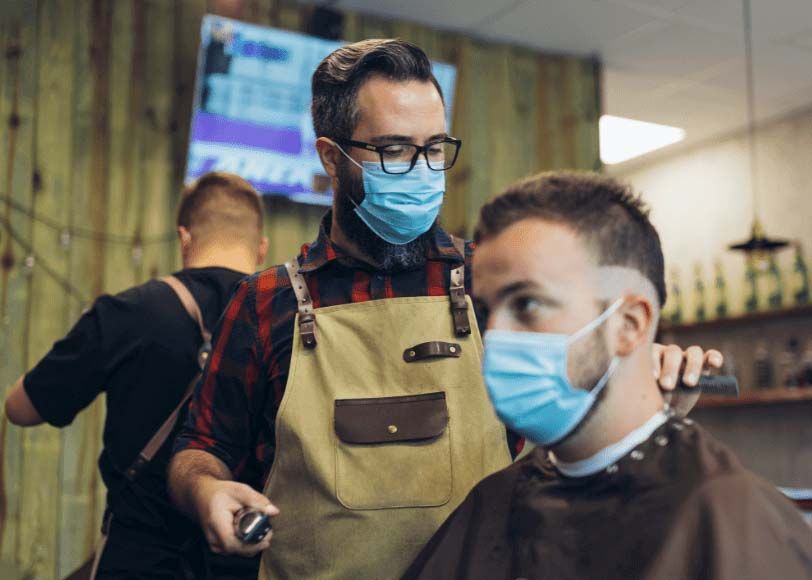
[4,171,268,579]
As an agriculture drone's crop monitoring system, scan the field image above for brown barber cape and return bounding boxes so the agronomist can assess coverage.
[403,416,812,580]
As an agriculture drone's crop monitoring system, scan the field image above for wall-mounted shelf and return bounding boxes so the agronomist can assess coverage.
[659,304,812,334]
[697,387,812,409]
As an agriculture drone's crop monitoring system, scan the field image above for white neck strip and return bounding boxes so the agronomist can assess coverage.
[550,411,668,478]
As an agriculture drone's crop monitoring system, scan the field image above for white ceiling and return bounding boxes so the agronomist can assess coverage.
[321,0,812,165]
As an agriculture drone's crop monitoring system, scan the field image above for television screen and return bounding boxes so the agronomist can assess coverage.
[185,15,458,206]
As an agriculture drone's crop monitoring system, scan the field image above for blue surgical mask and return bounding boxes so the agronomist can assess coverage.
[482,299,623,447]
[337,146,445,245]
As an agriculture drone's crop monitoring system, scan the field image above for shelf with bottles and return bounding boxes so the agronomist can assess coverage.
[697,386,812,409]
[660,240,811,333]
[659,303,812,333]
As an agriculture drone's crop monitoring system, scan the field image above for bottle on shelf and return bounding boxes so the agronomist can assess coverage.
[720,341,736,377]
[778,338,801,389]
[713,260,728,319]
[766,255,783,309]
[668,266,683,324]
[693,263,707,322]
[791,241,810,306]
[800,338,812,388]
[744,255,759,313]
[753,339,774,390]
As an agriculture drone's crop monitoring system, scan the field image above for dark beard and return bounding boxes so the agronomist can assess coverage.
[552,325,614,445]
[334,157,435,273]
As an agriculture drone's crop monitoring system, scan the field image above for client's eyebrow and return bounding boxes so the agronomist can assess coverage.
[494,280,560,306]
[495,280,537,302]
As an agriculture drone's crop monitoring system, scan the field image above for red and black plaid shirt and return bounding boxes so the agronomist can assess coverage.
[173,213,495,489]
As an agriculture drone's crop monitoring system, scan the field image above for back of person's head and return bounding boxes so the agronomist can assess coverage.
[475,171,666,308]
[311,38,443,140]
[177,171,264,248]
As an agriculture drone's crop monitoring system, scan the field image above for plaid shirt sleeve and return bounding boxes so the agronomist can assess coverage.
[173,277,266,476]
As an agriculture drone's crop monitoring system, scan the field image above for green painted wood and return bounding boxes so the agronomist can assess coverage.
[57,1,110,575]
[461,40,498,236]
[18,0,77,577]
[0,0,39,569]
[104,0,140,295]
[245,0,274,26]
[506,47,540,182]
[439,33,467,238]
[172,0,208,198]
[129,0,150,283]
[274,0,302,31]
[140,0,177,281]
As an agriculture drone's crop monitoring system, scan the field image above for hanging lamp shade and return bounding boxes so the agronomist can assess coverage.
[729,219,789,253]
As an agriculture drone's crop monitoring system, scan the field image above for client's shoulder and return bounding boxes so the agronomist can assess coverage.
[660,417,795,510]
[468,447,554,501]
[664,416,745,479]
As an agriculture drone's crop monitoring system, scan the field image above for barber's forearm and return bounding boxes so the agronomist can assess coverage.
[168,449,233,519]
[4,376,44,427]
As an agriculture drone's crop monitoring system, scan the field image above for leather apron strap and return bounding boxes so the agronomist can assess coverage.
[283,236,472,348]
[123,275,211,481]
[285,259,317,349]
[449,236,471,336]
[87,510,113,580]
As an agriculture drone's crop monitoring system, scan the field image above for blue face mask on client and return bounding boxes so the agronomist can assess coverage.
[482,299,623,447]
[336,144,445,245]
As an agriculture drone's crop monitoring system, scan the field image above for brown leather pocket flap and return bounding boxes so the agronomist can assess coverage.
[334,392,448,444]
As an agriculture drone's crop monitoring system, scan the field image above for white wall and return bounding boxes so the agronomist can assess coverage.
[614,106,812,319]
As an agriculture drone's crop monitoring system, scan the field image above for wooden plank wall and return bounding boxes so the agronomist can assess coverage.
[0,1,600,577]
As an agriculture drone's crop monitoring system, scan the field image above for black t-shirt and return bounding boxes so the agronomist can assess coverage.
[24,266,246,533]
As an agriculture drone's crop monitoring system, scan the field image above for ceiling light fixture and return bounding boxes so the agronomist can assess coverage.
[728,0,789,263]
[599,115,685,165]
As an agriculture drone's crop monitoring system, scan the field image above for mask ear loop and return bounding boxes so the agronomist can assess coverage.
[332,140,365,172]
[568,297,624,345]
[330,140,366,211]
[567,298,624,397]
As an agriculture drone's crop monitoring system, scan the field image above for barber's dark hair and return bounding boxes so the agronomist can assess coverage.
[177,171,263,242]
[475,172,666,306]
[311,38,443,140]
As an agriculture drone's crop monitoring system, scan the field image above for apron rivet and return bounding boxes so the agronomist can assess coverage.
[409,350,415,358]
[388,425,398,434]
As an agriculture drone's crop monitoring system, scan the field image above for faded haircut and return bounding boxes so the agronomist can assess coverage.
[475,171,667,307]
[311,38,443,140]
[177,171,264,245]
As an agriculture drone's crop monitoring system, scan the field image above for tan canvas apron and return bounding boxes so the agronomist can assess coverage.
[259,250,511,580]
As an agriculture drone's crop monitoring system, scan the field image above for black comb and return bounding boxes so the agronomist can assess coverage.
[678,374,739,397]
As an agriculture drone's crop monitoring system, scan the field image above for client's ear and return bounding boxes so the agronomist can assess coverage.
[615,295,655,356]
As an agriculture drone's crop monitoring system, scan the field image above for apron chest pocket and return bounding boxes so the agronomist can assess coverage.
[333,392,452,510]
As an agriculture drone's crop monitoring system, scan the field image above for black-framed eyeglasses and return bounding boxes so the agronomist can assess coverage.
[335,137,462,174]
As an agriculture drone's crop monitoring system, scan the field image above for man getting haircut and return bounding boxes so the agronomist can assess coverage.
[403,172,812,580]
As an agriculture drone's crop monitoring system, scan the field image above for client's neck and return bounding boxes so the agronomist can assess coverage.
[552,353,665,463]
[184,244,257,275]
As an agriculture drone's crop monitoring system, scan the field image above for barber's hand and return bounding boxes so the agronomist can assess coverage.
[652,344,724,417]
[195,478,279,557]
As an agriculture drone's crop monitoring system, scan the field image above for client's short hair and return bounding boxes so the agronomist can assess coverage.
[475,171,666,307]
[177,172,264,245]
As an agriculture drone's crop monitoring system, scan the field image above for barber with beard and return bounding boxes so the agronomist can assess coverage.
[167,39,723,580]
